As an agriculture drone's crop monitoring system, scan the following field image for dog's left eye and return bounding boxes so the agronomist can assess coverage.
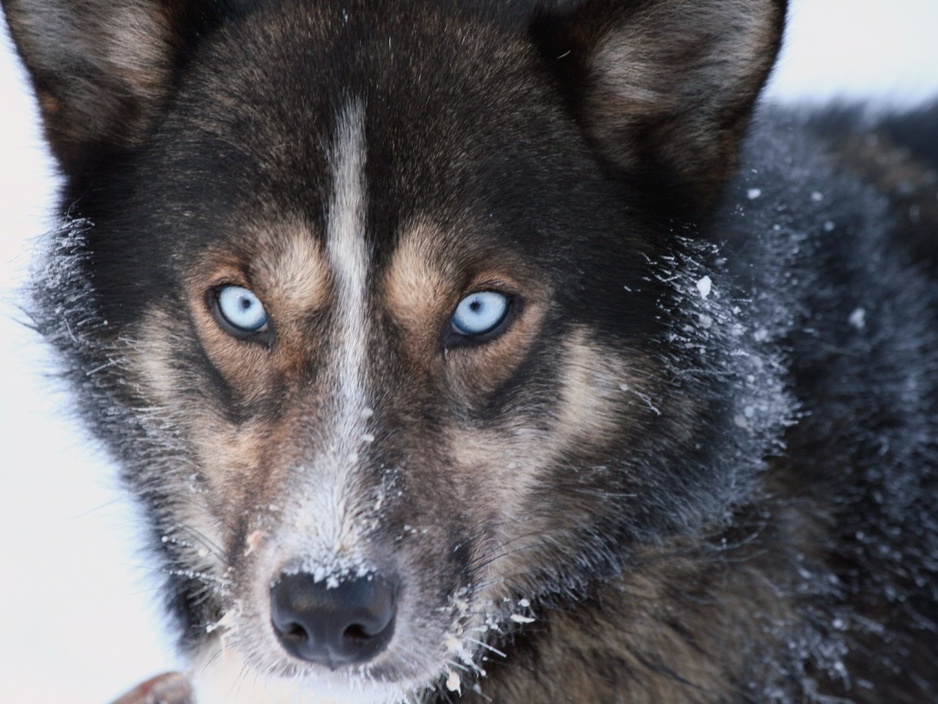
[214,285,269,333]
[451,291,510,337]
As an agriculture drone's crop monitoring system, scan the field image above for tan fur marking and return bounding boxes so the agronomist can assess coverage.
[384,218,554,398]
[447,330,650,470]
[442,326,672,617]
[383,220,453,361]
[129,305,309,545]
[179,219,332,392]
[123,309,230,578]
[247,220,332,313]
[553,328,658,450]
[126,217,336,554]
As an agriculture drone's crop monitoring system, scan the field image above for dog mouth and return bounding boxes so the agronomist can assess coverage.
[182,539,537,704]
[190,605,472,704]
[182,543,482,702]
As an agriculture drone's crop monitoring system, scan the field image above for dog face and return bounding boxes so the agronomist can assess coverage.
[4,0,785,700]
[115,18,666,695]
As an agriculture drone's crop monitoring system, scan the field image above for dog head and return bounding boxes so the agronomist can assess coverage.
[5,0,786,700]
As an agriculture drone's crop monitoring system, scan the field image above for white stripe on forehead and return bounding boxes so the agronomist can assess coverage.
[277,101,374,569]
[327,101,370,425]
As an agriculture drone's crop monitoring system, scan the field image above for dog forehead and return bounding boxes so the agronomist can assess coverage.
[178,3,545,186]
[160,3,588,312]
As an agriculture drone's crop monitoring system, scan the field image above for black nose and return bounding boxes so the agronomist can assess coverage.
[270,571,397,667]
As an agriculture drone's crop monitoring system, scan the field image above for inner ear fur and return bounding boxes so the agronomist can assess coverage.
[533,0,787,209]
[1,0,213,176]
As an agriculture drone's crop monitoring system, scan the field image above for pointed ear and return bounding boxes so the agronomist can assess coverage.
[2,0,211,176]
[533,0,787,209]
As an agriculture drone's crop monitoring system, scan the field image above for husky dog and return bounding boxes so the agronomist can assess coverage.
[4,0,938,701]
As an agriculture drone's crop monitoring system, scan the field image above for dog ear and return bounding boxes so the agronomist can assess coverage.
[2,0,213,176]
[532,0,787,209]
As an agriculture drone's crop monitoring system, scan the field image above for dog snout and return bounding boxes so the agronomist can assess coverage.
[270,571,398,668]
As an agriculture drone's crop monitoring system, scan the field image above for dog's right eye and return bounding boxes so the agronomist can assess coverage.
[213,285,269,334]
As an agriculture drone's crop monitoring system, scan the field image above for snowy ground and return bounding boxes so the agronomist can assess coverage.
[1,1,937,702]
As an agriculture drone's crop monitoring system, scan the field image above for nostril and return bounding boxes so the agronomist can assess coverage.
[283,621,309,642]
[270,571,397,667]
[343,623,371,642]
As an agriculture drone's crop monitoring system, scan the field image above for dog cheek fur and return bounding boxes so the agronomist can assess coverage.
[126,301,498,679]
[439,329,661,598]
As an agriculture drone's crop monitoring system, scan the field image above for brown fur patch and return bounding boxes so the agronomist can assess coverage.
[383,218,554,399]
[181,219,332,397]
[383,219,455,365]
[247,221,333,313]
[443,328,660,598]
[129,301,311,557]
[126,218,336,548]
[553,328,654,451]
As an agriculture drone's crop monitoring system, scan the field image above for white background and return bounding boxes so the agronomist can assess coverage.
[2,1,938,702]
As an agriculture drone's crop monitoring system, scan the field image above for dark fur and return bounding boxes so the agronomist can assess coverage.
[4,0,938,702]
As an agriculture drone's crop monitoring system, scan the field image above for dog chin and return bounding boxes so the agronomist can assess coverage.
[189,645,417,704]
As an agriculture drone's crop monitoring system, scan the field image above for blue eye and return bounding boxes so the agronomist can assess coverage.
[215,285,268,333]
[452,291,510,337]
